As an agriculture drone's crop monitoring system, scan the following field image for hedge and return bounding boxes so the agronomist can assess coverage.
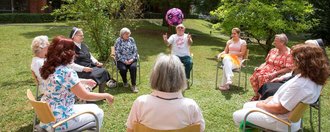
[0,13,55,23]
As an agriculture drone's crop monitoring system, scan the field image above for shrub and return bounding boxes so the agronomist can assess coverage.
[0,13,55,23]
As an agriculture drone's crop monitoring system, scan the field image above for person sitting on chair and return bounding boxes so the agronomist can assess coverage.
[39,36,114,131]
[216,27,247,91]
[126,53,205,132]
[249,33,293,101]
[115,27,139,93]
[162,24,193,82]
[69,27,116,93]
[258,39,328,100]
[233,44,329,131]
[31,35,50,94]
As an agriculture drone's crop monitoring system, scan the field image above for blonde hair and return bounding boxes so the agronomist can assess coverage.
[150,53,187,92]
[232,27,241,36]
[31,35,49,55]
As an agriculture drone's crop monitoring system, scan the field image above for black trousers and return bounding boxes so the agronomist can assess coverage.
[117,61,137,85]
[258,82,284,100]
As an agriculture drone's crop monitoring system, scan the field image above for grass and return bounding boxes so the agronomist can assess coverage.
[0,19,329,131]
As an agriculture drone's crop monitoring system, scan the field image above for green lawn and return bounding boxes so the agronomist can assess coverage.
[0,19,329,131]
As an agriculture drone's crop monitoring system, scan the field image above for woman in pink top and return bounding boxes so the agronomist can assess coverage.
[249,33,293,101]
[126,53,205,132]
[217,28,247,90]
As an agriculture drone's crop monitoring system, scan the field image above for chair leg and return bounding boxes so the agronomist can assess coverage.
[238,71,241,88]
[310,106,314,131]
[318,98,321,132]
[215,64,219,89]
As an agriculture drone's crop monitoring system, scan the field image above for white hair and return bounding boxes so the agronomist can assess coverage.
[275,33,288,45]
[31,35,49,55]
[119,27,131,37]
[305,40,319,46]
[150,53,187,92]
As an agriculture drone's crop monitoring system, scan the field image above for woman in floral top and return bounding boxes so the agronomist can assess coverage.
[249,34,293,101]
[40,36,114,131]
[115,27,139,93]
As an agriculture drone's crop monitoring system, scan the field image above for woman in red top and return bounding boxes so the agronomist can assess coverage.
[249,33,293,101]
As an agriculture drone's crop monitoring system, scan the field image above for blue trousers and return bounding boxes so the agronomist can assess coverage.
[178,56,193,79]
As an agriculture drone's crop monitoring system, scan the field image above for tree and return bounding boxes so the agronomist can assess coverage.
[210,0,314,54]
[309,0,330,45]
[52,0,142,61]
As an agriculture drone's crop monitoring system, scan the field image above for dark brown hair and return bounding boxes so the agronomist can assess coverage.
[40,36,76,79]
[291,44,330,85]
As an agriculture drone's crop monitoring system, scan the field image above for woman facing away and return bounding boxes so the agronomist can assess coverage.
[39,36,114,131]
[126,53,205,132]
[233,44,329,131]
[217,27,247,91]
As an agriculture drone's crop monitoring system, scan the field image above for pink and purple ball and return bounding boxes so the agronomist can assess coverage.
[165,8,184,26]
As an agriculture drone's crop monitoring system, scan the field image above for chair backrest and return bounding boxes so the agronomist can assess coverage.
[288,102,309,122]
[110,46,116,58]
[243,49,249,59]
[27,89,56,123]
[133,122,200,132]
[31,70,39,86]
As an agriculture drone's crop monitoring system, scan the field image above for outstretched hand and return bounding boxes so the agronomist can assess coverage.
[162,33,168,41]
[187,33,193,44]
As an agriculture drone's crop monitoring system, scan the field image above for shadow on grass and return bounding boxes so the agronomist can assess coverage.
[219,85,248,100]
[0,79,34,87]
[17,123,33,132]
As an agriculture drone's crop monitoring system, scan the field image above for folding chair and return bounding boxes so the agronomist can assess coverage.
[133,122,200,132]
[27,89,99,132]
[109,46,140,87]
[215,50,249,90]
[310,97,321,132]
[242,102,309,132]
[31,71,42,131]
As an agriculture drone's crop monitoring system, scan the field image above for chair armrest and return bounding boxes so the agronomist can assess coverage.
[52,111,99,131]
[242,109,291,131]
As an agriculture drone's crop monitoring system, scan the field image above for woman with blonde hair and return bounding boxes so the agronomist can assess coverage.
[217,27,247,90]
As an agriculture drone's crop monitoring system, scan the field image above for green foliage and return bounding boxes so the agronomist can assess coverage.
[0,13,55,23]
[309,0,330,44]
[52,0,142,60]
[210,0,314,53]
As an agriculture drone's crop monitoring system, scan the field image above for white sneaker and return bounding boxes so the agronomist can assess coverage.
[131,85,139,93]
[106,80,117,88]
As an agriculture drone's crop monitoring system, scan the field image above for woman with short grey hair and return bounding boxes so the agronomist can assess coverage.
[126,54,205,132]
[115,27,138,92]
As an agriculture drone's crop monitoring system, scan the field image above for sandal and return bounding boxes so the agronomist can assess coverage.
[250,96,259,101]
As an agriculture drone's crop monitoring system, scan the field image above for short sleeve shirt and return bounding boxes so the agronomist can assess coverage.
[167,34,190,57]
[40,65,79,131]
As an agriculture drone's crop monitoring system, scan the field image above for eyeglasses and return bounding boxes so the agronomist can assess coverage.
[76,34,84,37]
[177,27,184,29]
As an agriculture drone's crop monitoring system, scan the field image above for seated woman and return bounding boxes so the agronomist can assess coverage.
[31,35,96,100]
[249,33,293,101]
[69,27,116,93]
[258,39,328,100]
[31,35,50,94]
[39,36,114,131]
[216,27,247,90]
[126,54,205,132]
[115,27,138,92]
[233,44,329,131]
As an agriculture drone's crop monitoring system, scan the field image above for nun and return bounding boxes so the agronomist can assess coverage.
[69,27,116,93]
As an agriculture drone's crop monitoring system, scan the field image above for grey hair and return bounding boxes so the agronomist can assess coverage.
[119,27,131,37]
[275,33,288,45]
[305,40,319,46]
[31,35,49,55]
[150,53,187,92]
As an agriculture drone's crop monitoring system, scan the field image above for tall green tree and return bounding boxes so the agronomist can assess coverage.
[52,0,142,61]
[210,0,314,54]
[309,0,330,45]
